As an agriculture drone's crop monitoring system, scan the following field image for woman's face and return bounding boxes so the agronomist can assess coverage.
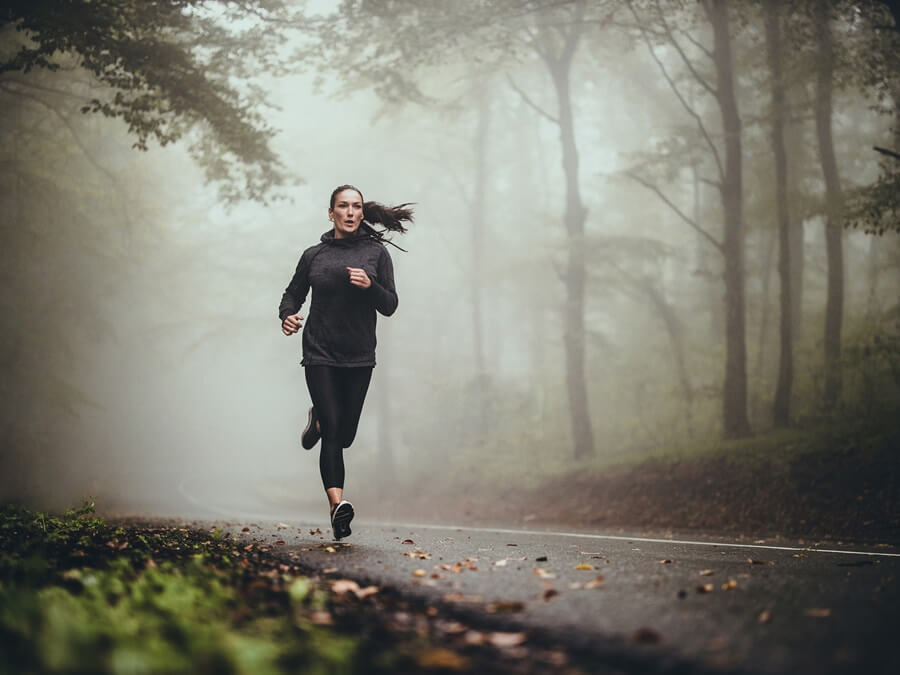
[329,189,364,238]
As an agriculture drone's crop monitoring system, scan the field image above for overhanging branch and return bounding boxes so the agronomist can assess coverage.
[625,169,723,252]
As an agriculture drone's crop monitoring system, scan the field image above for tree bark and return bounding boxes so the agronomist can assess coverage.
[709,0,751,438]
[813,1,845,409]
[764,0,794,427]
[470,84,490,377]
[540,0,595,458]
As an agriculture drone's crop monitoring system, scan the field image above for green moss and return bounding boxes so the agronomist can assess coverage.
[0,502,415,674]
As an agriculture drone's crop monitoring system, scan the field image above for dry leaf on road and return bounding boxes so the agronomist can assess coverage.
[488,632,528,648]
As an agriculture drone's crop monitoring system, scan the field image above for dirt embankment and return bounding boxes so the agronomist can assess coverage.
[369,438,899,546]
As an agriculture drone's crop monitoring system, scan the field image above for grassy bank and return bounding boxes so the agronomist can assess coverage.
[0,502,596,675]
[369,411,900,545]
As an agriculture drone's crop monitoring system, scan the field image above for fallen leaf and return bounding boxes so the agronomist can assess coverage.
[699,569,714,576]
[535,555,548,562]
[721,579,738,590]
[748,558,770,565]
[575,563,594,571]
[276,522,289,529]
[323,567,338,574]
[438,620,468,635]
[758,609,773,624]
[465,631,484,645]
[417,648,468,670]
[585,575,605,589]
[412,569,427,577]
[486,601,526,613]
[309,528,322,535]
[696,583,714,594]
[541,588,560,601]
[356,586,379,599]
[274,540,286,546]
[488,632,527,648]
[241,527,250,533]
[309,610,333,625]
[534,567,556,579]
[631,627,663,644]
[324,546,336,553]
[404,550,432,559]
[401,539,415,545]
[659,559,672,564]
[442,593,485,604]
[331,579,360,595]
[805,608,831,618]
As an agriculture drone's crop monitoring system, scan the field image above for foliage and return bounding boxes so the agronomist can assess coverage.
[0,0,299,203]
[0,502,414,674]
[845,159,900,234]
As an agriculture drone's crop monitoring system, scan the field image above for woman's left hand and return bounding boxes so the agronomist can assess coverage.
[347,267,372,289]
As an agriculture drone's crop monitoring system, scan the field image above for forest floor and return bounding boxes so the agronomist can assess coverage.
[365,414,900,546]
[0,502,605,674]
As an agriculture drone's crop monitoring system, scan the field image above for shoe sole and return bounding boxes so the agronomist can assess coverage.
[332,503,354,540]
[301,407,318,450]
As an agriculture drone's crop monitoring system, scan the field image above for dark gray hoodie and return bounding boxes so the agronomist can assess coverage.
[278,227,397,367]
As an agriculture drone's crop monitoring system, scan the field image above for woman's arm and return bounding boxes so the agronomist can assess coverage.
[278,250,312,331]
[368,248,398,316]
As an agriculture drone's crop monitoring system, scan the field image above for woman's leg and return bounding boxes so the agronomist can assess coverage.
[304,366,345,509]
[335,366,373,448]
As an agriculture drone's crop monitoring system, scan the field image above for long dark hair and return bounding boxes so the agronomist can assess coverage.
[329,184,414,234]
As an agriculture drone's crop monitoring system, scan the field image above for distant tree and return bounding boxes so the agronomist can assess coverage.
[763,0,794,427]
[306,0,618,459]
[624,0,752,438]
[0,0,298,203]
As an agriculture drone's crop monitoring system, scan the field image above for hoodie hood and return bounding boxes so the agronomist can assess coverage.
[320,222,407,252]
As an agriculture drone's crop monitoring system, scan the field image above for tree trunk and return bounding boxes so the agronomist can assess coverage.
[470,84,490,376]
[375,321,394,486]
[541,0,594,458]
[814,1,845,409]
[709,0,751,438]
[764,0,794,427]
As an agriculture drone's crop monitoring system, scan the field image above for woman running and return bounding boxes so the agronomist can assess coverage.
[279,185,412,540]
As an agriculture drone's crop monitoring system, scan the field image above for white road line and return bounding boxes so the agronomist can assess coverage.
[371,521,900,558]
[172,484,900,558]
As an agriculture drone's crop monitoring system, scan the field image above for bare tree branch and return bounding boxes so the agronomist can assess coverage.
[654,0,718,96]
[625,0,725,182]
[678,27,714,60]
[506,75,559,125]
[625,169,723,252]
[874,145,900,159]
[0,82,133,229]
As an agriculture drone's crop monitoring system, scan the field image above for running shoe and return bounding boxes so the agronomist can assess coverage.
[331,500,354,540]
[301,406,319,450]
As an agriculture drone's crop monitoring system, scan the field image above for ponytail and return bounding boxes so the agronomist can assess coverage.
[363,201,414,234]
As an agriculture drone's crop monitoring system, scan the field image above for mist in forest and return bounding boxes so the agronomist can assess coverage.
[1,1,898,522]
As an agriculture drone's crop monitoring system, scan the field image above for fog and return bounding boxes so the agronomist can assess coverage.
[1,1,898,523]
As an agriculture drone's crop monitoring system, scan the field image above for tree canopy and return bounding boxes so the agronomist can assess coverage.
[0,0,299,203]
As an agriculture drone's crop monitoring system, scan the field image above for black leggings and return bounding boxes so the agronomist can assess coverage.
[304,365,373,490]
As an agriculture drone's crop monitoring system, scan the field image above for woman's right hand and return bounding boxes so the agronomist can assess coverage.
[282,313,303,336]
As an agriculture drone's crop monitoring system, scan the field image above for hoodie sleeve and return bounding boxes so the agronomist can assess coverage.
[278,249,312,321]
[368,247,398,316]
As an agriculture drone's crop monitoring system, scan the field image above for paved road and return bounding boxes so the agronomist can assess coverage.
[180,507,899,675]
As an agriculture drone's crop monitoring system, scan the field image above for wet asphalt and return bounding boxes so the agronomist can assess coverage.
[192,510,900,675]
